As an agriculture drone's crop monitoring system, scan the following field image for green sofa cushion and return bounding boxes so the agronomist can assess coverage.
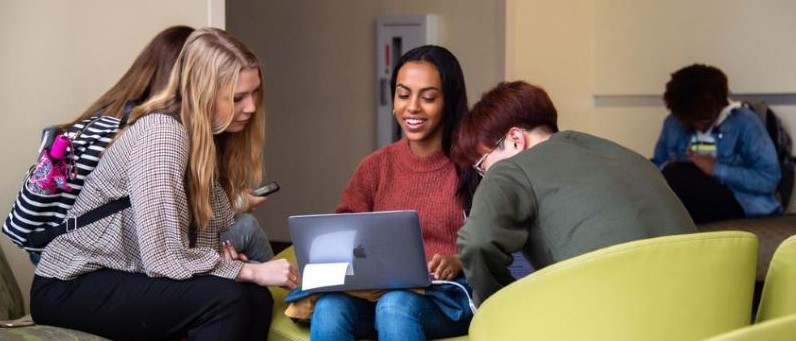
[0,323,111,341]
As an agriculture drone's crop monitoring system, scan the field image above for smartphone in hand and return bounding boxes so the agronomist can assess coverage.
[254,181,280,197]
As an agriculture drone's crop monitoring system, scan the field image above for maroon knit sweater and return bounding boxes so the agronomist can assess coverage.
[336,138,464,261]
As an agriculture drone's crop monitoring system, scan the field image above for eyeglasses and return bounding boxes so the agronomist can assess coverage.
[473,134,507,177]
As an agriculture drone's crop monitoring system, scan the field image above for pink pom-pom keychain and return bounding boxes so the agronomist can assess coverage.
[27,135,73,195]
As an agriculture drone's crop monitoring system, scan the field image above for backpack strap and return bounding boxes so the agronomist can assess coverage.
[120,99,138,127]
[26,196,131,249]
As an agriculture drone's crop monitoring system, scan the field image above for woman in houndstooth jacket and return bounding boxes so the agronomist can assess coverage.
[30,27,297,341]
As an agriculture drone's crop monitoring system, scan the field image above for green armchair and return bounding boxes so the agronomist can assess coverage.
[755,235,796,322]
[468,231,759,341]
[703,313,796,341]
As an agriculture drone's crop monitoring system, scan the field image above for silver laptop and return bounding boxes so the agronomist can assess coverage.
[288,210,431,293]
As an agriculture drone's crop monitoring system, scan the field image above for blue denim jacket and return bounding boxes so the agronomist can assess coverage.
[652,106,782,217]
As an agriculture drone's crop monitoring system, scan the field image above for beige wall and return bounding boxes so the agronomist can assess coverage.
[234,0,796,244]
[593,0,796,95]
[0,0,218,313]
[505,0,796,177]
[505,1,596,135]
[4,0,795,315]
[227,0,506,242]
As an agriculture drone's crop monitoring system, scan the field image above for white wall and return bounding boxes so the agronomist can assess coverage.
[0,0,218,313]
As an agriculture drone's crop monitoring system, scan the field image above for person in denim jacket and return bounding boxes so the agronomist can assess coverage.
[652,64,781,223]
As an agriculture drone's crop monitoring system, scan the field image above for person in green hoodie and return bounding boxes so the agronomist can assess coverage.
[453,81,696,306]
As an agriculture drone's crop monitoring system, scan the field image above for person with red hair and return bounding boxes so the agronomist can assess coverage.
[453,81,695,306]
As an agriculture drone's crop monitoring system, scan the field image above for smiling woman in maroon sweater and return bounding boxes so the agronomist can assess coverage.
[336,138,462,263]
[310,45,479,341]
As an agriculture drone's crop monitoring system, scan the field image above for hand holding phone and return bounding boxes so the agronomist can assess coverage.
[254,181,280,197]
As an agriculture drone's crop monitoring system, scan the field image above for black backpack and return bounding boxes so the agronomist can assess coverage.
[2,115,131,255]
[745,101,795,209]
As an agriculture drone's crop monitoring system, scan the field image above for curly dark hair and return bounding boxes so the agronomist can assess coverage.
[663,64,729,124]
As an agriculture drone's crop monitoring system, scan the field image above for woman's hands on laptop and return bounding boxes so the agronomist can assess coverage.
[428,254,463,280]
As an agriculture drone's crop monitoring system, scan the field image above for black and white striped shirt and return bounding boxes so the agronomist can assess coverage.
[35,114,242,280]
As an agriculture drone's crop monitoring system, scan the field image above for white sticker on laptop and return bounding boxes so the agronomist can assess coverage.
[301,262,354,291]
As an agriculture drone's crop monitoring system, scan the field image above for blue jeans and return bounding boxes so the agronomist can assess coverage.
[220,213,273,263]
[310,290,469,341]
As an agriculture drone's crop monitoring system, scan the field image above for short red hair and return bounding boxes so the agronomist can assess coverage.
[453,81,558,167]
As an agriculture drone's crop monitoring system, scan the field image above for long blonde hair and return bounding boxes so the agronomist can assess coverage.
[130,27,265,229]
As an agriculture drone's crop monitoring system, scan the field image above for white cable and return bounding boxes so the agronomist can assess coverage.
[431,280,477,314]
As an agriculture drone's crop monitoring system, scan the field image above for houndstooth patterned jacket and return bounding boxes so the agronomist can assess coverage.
[35,113,242,280]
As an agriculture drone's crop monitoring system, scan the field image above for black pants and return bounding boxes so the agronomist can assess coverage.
[661,161,745,224]
[31,270,273,341]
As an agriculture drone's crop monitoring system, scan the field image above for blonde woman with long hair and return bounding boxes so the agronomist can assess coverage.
[30,28,297,341]
[49,25,272,265]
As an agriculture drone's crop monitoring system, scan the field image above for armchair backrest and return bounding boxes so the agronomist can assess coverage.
[756,235,796,322]
[704,313,796,341]
[469,231,758,341]
[0,245,25,320]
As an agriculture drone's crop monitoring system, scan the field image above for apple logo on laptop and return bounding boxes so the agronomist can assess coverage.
[353,244,367,258]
